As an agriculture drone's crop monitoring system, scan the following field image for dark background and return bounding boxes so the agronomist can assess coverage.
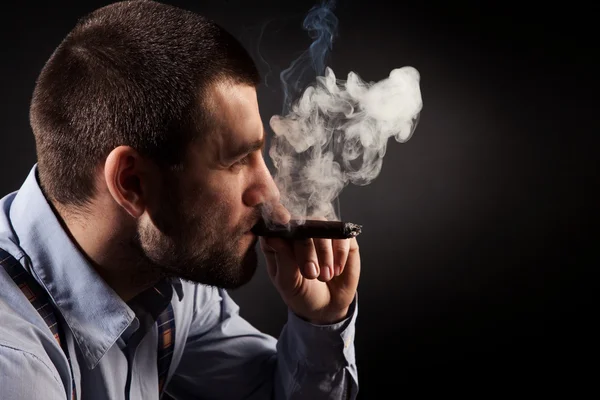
[1,0,595,396]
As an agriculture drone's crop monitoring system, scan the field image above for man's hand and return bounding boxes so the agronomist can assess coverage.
[259,217,360,325]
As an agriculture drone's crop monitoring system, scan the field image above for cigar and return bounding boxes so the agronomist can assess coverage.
[251,219,362,239]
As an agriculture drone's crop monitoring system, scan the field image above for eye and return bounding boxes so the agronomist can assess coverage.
[230,154,251,171]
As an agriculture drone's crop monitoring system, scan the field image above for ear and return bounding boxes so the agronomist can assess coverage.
[104,146,148,218]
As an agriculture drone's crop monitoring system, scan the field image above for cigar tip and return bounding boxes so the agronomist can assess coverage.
[345,222,362,237]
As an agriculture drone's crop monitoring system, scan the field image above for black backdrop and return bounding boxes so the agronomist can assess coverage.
[1,0,595,396]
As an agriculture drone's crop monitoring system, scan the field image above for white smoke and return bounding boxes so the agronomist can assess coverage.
[268,65,423,222]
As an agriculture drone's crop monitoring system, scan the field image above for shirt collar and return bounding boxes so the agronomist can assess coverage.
[10,165,183,369]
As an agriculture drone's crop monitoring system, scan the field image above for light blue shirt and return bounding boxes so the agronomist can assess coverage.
[0,165,358,399]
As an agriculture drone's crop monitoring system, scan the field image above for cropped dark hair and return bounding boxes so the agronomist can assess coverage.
[30,0,260,208]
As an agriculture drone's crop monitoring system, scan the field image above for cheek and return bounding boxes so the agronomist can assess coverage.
[201,180,245,222]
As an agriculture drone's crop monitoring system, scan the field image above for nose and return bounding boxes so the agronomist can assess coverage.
[242,155,282,211]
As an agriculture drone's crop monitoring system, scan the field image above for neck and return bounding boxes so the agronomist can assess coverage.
[54,202,162,302]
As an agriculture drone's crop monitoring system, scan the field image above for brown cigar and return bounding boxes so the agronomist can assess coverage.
[251,219,362,239]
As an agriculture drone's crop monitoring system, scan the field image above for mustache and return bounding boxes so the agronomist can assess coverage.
[243,208,264,233]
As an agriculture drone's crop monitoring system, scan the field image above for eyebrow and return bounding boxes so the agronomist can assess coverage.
[230,129,265,158]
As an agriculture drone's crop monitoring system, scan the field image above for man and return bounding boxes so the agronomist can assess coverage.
[0,0,360,399]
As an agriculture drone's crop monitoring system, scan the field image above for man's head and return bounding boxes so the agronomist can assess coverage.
[29,0,285,289]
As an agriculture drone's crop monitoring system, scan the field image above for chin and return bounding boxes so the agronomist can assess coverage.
[196,237,259,288]
[152,229,260,289]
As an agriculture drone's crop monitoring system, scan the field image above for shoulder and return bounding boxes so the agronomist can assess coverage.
[0,342,63,385]
[0,342,67,398]
[0,292,66,394]
[0,269,56,349]
[0,259,64,379]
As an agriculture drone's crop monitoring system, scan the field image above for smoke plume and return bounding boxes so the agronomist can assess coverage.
[268,0,423,223]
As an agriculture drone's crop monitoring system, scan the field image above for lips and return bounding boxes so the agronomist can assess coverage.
[247,218,261,233]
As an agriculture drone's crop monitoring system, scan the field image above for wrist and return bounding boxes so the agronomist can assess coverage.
[306,306,350,325]
[282,297,358,371]
[288,293,359,326]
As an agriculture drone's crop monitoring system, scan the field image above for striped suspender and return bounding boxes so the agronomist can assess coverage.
[0,248,176,399]
[156,303,176,395]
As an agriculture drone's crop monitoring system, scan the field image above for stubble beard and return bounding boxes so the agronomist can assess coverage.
[128,175,260,289]
[131,211,259,289]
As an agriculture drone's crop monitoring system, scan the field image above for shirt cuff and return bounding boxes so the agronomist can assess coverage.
[281,292,358,371]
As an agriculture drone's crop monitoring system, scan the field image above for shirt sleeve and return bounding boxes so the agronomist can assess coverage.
[0,344,67,399]
[165,286,359,399]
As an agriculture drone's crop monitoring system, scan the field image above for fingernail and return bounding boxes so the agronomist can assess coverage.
[323,266,331,280]
[334,265,341,276]
[306,262,318,278]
